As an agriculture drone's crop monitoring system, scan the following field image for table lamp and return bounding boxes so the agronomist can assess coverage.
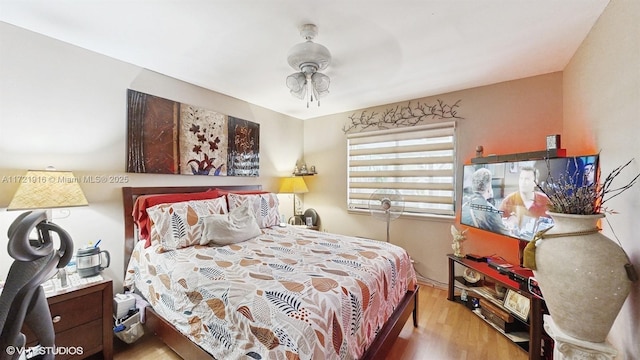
[278,176,308,224]
[7,169,88,287]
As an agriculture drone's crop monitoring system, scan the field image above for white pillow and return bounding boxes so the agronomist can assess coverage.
[200,201,261,246]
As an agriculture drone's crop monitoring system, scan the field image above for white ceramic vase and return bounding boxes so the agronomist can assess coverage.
[533,212,632,343]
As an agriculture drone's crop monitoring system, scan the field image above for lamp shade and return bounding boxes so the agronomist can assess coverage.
[7,170,89,210]
[279,177,309,194]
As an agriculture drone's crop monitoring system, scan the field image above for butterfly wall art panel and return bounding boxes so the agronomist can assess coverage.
[126,89,259,177]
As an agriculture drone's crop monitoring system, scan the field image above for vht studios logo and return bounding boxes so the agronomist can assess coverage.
[5,345,84,358]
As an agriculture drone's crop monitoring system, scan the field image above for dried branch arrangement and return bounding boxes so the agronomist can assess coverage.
[537,157,639,215]
[342,99,463,134]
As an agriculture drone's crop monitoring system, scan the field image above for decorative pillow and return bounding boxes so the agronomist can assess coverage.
[132,189,223,248]
[226,192,280,228]
[200,201,262,246]
[146,197,228,250]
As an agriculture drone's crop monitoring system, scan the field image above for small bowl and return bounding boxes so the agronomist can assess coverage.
[495,284,507,300]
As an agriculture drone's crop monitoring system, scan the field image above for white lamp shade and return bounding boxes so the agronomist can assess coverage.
[7,170,89,210]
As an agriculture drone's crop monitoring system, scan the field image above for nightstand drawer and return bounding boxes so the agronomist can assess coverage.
[49,290,102,333]
[22,289,102,343]
[54,319,103,360]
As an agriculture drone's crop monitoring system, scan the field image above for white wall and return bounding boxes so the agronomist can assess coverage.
[0,22,304,292]
[563,0,640,357]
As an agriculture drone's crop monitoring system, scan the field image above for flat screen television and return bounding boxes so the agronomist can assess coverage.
[460,155,599,242]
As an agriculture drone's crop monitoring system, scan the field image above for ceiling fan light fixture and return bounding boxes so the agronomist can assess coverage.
[312,72,330,97]
[286,24,331,107]
[286,72,306,99]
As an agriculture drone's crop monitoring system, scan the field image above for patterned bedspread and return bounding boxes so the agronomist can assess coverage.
[124,226,417,360]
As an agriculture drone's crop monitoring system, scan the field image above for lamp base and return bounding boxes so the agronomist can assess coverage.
[288,216,304,226]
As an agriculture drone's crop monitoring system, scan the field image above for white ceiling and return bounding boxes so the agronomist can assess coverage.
[0,0,609,120]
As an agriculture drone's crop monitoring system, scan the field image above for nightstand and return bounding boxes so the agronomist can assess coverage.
[22,278,113,360]
[292,224,319,231]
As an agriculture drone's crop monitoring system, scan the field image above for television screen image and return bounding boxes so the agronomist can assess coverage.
[460,155,598,241]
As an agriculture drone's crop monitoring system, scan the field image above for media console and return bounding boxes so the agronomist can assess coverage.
[447,254,552,360]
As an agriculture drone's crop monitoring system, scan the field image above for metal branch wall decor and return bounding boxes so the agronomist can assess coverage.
[127,89,259,176]
[342,99,463,134]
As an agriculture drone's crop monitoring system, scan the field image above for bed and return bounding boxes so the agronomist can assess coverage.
[122,186,419,359]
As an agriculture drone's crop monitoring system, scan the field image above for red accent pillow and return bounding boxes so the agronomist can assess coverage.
[132,189,223,248]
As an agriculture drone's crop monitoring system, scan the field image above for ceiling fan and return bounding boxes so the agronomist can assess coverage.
[368,189,405,243]
[286,24,331,108]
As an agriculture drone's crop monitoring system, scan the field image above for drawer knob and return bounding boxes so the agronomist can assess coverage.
[52,315,61,323]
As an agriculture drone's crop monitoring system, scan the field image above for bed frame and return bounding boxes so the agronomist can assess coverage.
[122,186,419,359]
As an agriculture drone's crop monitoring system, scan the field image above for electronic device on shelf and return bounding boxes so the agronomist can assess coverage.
[465,253,487,262]
[508,267,535,292]
[509,268,533,283]
[487,257,514,274]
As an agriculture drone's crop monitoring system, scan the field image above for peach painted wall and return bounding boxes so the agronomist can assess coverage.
[304,72,564,282]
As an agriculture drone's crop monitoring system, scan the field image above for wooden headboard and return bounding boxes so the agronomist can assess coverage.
[122,185,262,272]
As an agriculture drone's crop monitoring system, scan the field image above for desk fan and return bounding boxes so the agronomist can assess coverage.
[368,189,405,242]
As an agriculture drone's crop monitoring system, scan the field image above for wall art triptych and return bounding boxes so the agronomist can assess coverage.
[126,89,260,176]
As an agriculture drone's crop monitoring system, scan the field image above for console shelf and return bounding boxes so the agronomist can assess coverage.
[471,148,566,164]
[447,254,552,360]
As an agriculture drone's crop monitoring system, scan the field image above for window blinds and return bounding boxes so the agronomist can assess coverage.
[347,122,456,217]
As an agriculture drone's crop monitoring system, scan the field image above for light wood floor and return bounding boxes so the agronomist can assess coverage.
[114,284,528,360]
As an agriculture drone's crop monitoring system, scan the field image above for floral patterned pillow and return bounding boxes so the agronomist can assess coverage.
[147,196,228,250]
[226,192,280,228]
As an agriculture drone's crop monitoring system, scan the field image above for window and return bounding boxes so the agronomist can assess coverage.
[347,122,456,218]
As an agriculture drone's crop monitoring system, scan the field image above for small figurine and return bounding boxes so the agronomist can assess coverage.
[451,225,468,258]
